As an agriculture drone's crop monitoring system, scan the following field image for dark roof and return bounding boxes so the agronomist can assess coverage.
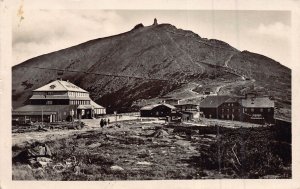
[175,103,198,107]
[90,100,105,109]
[224,97,240,103]
[241,97,274,108]
[140,103,176,110]
[199,96,230,108]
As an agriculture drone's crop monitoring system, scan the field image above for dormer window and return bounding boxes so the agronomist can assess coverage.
[50,85,56,89]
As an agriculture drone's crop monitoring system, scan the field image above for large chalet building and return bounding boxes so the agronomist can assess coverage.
[140,92,275,124]
[12,79,106,123]
[199,93,275,124]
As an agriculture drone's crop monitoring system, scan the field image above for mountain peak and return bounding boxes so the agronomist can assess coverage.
[12,21,290,114]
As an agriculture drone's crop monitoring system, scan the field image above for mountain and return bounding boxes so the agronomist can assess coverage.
[12,21,291,115]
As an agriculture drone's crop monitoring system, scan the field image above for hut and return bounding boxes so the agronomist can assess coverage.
[140,103,176,117]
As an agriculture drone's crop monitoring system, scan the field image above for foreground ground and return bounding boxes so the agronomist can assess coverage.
[12,120,291,180]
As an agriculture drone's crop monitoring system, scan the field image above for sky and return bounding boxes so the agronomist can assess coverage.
[12,9,292,68]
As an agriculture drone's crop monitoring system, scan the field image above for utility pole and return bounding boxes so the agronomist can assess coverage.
[42,107,44,127]
[70,109,74,129]
[217,123,221,176]
[114,111,117,123]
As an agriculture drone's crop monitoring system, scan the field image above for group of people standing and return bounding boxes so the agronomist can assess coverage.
[100,118,110,128]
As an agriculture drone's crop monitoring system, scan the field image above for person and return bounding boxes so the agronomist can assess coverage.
[103,119,107,127]
[107,118,110,125]
[100,119,104,128]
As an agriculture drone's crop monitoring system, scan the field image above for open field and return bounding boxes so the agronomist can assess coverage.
[12,120,291,180]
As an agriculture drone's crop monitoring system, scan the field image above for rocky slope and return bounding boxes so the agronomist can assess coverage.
[12,22,291,113]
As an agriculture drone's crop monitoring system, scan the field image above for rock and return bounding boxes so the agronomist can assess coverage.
[137,149,149,158]
[33,167,45,179]
[87,142,102,148]
[136,161,153,166]
[149,129,169,138]
[174,135,183,140]
[110,165,124,172]
[74,165,81,175]
[132,23,144,30]
[36,157,52,167]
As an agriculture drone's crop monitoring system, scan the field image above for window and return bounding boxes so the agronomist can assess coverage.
[47,92,54,95]
[260,108,263,112]
[244,108,247,112]
[46,101,52,105]
[268,108,271,112]
[221,114,224,119]
[251,108,254,112]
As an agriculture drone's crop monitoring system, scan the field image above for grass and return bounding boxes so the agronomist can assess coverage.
[12,121,291,180]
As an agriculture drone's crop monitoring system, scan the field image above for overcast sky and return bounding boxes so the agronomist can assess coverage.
[12,10,291,68]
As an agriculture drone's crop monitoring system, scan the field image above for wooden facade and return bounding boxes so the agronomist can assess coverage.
[140,104,176,117]
[12,79,106,123]
[199,95,275,124]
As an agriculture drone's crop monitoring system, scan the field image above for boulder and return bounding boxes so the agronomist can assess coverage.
[110,165,124,172]
[13,142,52,164]
[136,161,153,166]
[36,157,52,167]
[149,129,169,138]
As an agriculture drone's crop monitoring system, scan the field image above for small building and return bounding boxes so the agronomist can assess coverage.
[218,97,242,121]
[199,96,231,119]
[12,79,106,123]
[175,103,199,111]
[12,105,77,123]
[169,111,194,122]
[161,98,180,105]
[175,103,200,120]
[241,96,275,124]
[199,93,275,124]
[140,103,176,117]
[180,111,194,122]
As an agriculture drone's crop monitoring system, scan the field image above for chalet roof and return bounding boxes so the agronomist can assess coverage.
[33,80,88,93]
[140,103,176,110]
[90,100,105,109]
[199,96,230,108]
[241,97,274,108]
[77,105,94,109]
